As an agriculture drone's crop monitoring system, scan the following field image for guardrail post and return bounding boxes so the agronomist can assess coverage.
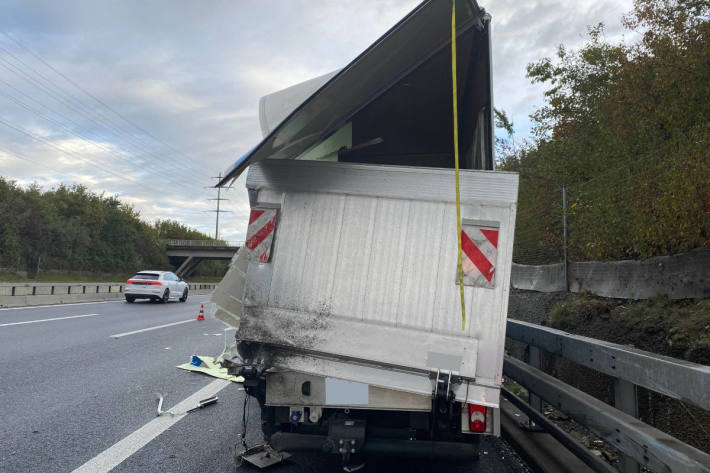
[614,379,640,473]
[524,344,544,428]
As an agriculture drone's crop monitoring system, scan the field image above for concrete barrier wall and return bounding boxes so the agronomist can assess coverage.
[511,247,710,299]
[0,282,217,308]
[511,263,567,293]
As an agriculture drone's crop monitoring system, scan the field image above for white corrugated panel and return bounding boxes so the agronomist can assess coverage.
[239,160,517,402]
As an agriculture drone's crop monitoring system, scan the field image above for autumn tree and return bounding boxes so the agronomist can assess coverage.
[500,0,710,262]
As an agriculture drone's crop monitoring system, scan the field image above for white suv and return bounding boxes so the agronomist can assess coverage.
[125,271,189,303]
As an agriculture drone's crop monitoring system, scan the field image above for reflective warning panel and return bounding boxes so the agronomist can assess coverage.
[245,208,278,262]
[458,223,499,289]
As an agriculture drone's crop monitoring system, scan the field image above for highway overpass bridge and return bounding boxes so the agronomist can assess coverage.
[164,239,241,277]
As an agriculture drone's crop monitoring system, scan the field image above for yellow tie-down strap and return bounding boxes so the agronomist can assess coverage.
[451,0,466,331]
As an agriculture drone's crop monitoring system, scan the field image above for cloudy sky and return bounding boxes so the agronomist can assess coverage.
[0,0,634,242]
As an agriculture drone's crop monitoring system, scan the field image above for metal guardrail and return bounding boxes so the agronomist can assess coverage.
[504,319,710,473]
[507,320,710,411]
[0,282,123,297]
[164,239,243,248]
[0,282,218,297]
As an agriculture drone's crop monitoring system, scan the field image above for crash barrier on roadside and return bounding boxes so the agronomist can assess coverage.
[504,319,710,473]
[0,282,217,308]
[511,247,710,299]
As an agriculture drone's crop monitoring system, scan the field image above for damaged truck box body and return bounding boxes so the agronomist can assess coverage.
[212,0,518,464]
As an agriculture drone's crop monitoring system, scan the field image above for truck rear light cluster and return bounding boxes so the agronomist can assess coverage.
[468,404,487,433]
[125,280,162,285]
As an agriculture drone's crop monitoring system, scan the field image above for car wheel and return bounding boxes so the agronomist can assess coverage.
[125,296,135,303]
[161,289,169,303]
[179,289,188,302]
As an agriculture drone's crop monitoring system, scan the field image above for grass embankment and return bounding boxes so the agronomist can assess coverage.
[0,272,222,284]
[550,293,710,364]
[546,293,710,453]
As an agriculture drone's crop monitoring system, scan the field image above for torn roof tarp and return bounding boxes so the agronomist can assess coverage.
[219,0,492,187]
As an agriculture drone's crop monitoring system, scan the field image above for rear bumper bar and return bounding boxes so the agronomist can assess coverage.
[269,432,479,460]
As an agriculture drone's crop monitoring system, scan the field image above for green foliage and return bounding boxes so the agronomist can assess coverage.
[0,179,226,277]
[500,0,710,262]
[494,107,514,136]
[549,293,710,364]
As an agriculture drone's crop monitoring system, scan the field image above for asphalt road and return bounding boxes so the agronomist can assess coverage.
[0,296,531,473]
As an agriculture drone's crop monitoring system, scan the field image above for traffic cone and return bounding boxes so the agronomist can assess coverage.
[197,304,205,321]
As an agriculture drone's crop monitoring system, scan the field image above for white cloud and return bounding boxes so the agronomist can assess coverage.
[0,0,639,243]
[125,78,204,113]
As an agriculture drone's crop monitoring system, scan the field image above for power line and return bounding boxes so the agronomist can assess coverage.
[3,32,211,174]
[0,84,210,191]
[0,42,210,182]
[0,117,134,182]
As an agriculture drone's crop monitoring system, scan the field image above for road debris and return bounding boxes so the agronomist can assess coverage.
[237,444,291,469]
[156,393,220,417]
[176,355,243,382]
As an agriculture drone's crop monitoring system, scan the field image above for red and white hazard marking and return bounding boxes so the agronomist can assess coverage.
[245,208,278,262]
[459,225,498,288]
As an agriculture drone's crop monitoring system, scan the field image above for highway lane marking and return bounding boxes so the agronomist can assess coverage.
[0,301,121,311]
[70,378,232,473]
[0,313,99,327]
[109,319,194,338]
[0,294,211,312]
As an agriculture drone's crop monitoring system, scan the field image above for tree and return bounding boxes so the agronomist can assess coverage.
[500,0,710,262]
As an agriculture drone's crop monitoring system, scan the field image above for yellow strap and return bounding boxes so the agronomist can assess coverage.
[451,0,466,331]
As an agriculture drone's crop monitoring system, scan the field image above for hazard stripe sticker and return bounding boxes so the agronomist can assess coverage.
[245,208,278,262]
[457,224,499,288]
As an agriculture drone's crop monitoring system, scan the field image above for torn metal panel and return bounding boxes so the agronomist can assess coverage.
[211,246,247,329]
[219,0,493,185]
[238,305,479,380]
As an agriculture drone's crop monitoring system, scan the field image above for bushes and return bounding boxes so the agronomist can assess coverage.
[549,293,710,364]
[500,0,710,262]
[0,178,223,277]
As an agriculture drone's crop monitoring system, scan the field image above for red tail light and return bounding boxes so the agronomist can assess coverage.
[125,280,161,285]
[468,404,487,432]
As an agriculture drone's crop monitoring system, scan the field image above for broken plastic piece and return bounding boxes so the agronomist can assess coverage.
[177,355,243,383]
[190,355,203,367]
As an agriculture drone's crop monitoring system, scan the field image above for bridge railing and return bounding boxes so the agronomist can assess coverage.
[504,319,710,473]
[164,239,243,248]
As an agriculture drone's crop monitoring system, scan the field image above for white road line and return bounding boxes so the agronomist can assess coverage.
[109,319,194,338]
[0,301,121,311]
[0,313,99,327]
[71,378,232,473]
[0,294,210,312]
